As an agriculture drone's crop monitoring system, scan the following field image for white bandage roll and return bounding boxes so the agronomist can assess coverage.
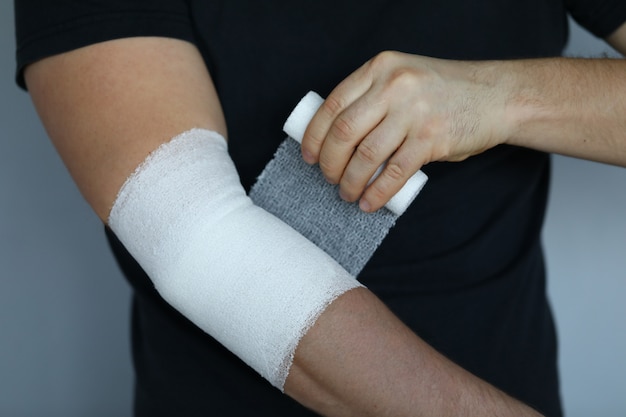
[108,128,362,390]
[284,91,428,216]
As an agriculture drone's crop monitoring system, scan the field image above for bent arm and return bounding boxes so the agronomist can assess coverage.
[25,37,541,416]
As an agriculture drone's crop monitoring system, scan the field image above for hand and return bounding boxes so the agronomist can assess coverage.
[302,51,511,212]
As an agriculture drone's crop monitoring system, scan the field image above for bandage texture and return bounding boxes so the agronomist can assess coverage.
[109,129,362,390]
[250,138,398,276]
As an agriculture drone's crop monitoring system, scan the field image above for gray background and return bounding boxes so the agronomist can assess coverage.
[1,2,625,416]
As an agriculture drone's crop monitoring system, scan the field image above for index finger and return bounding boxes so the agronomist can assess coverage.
[301,62,373,165]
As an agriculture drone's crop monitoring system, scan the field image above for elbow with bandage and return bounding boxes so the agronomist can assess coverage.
[107,128,363,390]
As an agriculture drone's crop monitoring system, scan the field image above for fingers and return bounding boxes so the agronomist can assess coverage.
[337,115,408,203]
[301,61,372,167]
[318,95,389,185]
[301,51,437,212]
[301,66,420,212]
[359,140,427,212]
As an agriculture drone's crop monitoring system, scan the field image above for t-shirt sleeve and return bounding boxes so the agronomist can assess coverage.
[566,0,626,38]
[14,0,196,90]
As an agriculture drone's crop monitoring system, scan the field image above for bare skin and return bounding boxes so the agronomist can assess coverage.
[302,24,626,213]
[24,23,626,415]
[25,37,226,220]
[286,287,542,417]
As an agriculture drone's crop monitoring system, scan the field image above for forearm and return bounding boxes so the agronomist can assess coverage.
[286,287,542,417]
[494,57,626,166]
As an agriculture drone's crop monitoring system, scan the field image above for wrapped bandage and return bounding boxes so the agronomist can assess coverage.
[250,92,427,276]
[108,129,362,390]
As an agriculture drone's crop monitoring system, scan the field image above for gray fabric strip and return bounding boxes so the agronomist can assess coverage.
[250,138,397,277]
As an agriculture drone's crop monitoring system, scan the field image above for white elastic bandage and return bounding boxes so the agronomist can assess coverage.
[108,128,362,389]
[284,91,428,216]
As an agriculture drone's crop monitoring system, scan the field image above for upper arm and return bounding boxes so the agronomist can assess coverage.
[24,36,226,221]
[606,21,626,55]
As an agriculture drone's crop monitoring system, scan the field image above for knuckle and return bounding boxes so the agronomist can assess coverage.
[388,67,421,89]
[321,95,345,118]
[304,130,324,147]
[415,118,441,140]
[355,141,379,165]
[329,115,357,143]
[367,180,390,203]
[369,50,399,71]
[383,159,407,181]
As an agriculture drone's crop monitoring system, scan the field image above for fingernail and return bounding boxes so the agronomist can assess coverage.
[359,199,371,212]
[302,150,315,164]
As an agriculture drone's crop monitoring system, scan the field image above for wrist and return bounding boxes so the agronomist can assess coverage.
[498,59,551,149]
[473,59,538,149]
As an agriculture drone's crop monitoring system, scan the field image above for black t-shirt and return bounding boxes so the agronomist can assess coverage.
[15,1,626,416]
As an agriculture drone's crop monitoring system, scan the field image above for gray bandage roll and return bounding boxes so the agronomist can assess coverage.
[250,92,427,276]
